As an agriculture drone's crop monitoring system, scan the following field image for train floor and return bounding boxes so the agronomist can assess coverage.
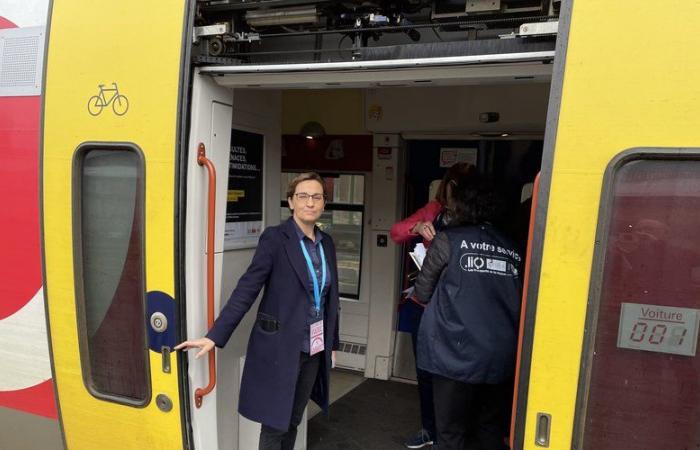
[308,372,423,450]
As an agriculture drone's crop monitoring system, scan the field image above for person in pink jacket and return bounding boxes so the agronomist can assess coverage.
[391,163,474,247]
[390,199,443,246]
[391,162,473,449]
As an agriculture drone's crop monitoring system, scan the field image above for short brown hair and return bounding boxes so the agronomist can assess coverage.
[286,172,327,200]
[435,162,475,205]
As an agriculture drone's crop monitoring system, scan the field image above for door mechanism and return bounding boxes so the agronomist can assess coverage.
[161,346,171,373]
[535,412,552,447]
[150,312,168,332]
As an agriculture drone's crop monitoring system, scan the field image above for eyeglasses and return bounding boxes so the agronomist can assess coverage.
[294,192,325,202]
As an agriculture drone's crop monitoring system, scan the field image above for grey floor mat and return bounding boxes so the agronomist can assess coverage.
[308,378,423,450]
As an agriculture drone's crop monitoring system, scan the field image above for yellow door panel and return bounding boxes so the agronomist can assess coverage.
[523,1,700,449]
[42,1,188,449]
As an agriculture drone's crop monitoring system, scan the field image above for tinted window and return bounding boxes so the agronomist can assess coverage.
[75,148,149,403]
[582,158,700,450]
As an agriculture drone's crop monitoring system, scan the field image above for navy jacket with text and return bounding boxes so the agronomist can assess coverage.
[415,224,522,384]
[206,217,340,431]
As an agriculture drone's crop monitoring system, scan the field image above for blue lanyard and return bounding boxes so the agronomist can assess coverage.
[300,239,327,315]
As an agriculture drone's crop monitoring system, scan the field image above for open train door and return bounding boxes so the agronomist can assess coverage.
[41,1,191,448]
[516,1,700,450]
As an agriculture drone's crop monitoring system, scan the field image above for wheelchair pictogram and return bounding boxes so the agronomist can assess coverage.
[87,82,129,116]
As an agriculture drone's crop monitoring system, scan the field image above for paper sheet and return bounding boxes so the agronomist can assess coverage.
[409,243,427,270]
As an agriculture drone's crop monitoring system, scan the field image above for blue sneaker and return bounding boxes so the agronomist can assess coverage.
[404,429,434,449]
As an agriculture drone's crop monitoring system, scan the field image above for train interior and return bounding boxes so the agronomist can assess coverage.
[184,81,547,450]
[184,1,555,448]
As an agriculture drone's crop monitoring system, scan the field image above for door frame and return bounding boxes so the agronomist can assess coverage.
[511,1,574,448]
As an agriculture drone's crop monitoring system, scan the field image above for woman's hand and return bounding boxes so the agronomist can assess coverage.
[174,337,215,359]
[412,221,436,241]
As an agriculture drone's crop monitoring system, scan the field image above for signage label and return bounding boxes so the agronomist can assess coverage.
[617,303,699,356]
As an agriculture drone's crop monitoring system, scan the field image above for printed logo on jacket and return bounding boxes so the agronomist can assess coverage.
[458,240,521,277]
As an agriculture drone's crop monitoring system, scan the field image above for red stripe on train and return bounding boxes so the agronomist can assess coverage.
[0,96,43,320]
[0,380,57,419]
[0,16,57,422]
[0,16,17,29]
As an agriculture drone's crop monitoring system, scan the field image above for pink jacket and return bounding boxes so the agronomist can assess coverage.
[390,200,444,247]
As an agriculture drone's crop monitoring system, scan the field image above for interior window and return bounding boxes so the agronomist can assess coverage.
[281,172,365,298]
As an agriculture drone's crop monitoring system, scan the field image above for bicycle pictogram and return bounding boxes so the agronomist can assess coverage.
[87,82,129,116]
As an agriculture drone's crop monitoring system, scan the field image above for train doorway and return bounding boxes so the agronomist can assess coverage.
[182,65,550,449]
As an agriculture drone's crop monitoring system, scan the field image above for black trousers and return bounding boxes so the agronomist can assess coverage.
[259,352,321,450]
[411,311,437,439]
[432,375,511,450]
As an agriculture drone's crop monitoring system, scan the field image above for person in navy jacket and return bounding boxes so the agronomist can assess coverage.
[414,174,522,450]
[176,172,340,450]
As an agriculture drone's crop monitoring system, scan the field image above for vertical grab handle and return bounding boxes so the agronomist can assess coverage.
[195,143,217,409]
[509,172,541,448]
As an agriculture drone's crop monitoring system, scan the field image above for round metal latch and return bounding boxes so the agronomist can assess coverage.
[156,394,173,412]
[150,312,168,333]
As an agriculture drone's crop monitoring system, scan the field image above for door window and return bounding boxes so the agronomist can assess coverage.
[74,146,149,404]
[579,157,700,449]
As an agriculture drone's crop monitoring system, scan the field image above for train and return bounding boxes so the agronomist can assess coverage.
[1,0,699,449]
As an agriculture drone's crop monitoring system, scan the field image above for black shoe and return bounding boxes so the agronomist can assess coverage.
[404,429,434,449]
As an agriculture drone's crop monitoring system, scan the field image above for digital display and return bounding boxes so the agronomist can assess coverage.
[617,303,699,356]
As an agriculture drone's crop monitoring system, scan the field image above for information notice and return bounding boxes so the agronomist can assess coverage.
[224,129,264,250]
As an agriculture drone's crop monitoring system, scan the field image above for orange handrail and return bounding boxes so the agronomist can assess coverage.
[509,172,541,448]
[195,143,217,409]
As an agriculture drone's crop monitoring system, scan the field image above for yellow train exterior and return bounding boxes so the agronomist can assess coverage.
[42,1,188,449]
[522,1,700,449]
[36,0,700,449]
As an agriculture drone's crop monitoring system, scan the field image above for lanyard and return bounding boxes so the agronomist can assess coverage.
[300,239,326,316]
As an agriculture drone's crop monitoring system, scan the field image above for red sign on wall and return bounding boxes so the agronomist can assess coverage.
[282,135,373,172]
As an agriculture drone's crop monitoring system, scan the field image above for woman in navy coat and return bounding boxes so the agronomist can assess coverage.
[176,172,340,450]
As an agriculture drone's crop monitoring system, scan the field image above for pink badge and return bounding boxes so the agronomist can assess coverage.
[309,320,324,356]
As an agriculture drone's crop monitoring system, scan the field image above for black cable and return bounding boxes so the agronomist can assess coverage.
[337,33,352,61]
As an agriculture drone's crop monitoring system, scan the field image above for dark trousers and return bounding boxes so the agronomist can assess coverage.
[259,352,321,450]
[432,375,511,450]
[411,312,436,439]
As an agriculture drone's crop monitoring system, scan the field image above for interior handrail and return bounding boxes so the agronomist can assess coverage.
[194,142,217,409]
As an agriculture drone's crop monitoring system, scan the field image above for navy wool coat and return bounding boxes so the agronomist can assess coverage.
[206,217,340,431]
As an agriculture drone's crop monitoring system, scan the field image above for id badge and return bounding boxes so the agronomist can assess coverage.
[309,320,324,356]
